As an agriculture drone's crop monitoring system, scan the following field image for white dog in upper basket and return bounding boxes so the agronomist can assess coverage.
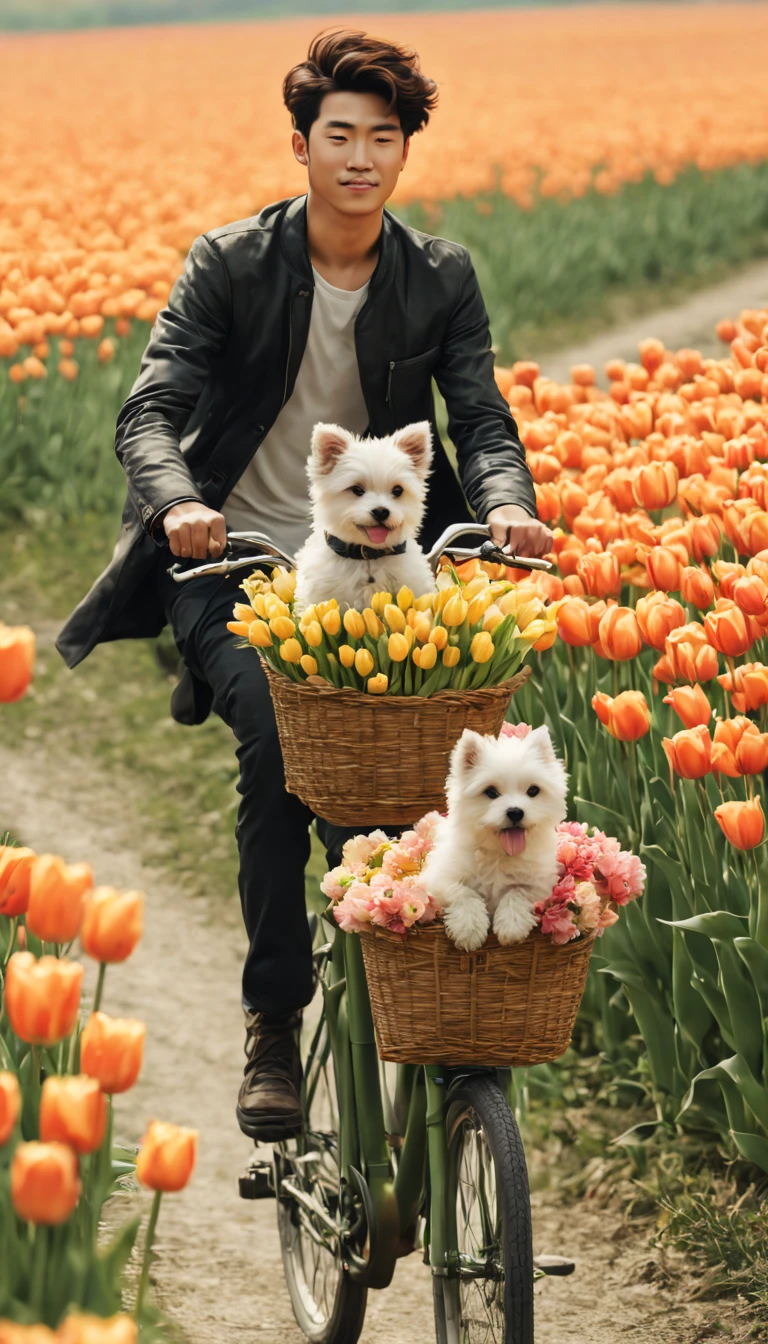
[293,420,435,613]
[422,725,569,952]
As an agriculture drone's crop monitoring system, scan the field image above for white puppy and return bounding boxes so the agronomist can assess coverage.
[293,421,435,613]
[422,726,568,952]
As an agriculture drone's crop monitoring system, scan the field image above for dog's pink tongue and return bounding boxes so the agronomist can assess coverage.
[500,827,526,857]
[366,526,390,545]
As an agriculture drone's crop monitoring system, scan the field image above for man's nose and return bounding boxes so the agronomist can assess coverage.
[371,507,390,523]
[506,807,524,826]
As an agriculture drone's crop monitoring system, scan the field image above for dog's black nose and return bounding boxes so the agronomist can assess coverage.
[371,507,390,523]
[507,807,524,826]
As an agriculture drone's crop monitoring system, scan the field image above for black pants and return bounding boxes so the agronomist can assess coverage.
[162,567,398,1015]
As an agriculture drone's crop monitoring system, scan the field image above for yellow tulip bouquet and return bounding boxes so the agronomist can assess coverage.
[227,557,559,697]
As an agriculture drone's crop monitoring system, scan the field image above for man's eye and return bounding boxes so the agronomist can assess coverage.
[484,786,500,800]
[392,485,403,498]
[526,785,540,797]
[350,485,365,497]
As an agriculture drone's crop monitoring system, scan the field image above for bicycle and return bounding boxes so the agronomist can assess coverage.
[172,522,573,1343]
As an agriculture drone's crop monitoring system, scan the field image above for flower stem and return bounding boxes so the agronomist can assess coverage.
[93,962,107,1013]
[29,1224,48,1315]
[135,1189,163,1320]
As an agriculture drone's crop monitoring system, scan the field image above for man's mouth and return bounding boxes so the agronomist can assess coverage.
[363,525,391,545]
[499,827,526,857]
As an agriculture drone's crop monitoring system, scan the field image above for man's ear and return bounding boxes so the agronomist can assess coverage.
[451,729,487,776]
[392,421,433,478]
[310,423,353,476]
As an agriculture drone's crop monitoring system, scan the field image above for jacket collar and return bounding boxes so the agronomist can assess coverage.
[279,193,396,294]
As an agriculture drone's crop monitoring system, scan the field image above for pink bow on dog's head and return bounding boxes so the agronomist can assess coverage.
[499,722,532,741]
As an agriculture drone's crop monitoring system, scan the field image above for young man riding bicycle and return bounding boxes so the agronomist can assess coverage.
[56,27,550,1143]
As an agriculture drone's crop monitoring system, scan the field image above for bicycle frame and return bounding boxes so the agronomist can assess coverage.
[312,918,508,1296]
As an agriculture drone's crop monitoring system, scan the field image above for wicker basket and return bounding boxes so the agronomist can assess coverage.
[263,663,531,826]
[359,922,596,1067]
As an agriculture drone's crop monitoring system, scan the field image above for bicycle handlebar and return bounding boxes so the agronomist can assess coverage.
[168,522,552,585]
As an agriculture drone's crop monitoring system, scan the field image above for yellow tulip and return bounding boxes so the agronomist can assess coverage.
[248,620,273,648]
[233,603,258,624]
[249,593,267,618]
[299,604,318,627]
[467,591,495,624]
[428,625,449,651]
[413,613,433,642]
[271,568,296,603]
[367,673,388,694]
[534,625,558,652]
[388,633,409,662]
[304,622,323,648]
[442,645,461,667]
[470,632,494,663]
[383,603,406,633]
[280,639,303,664]
[226,620,252,637]
[264,595,290,619]
[328,652,338,665]
[270,615,296,640]
[316,600,339,621]
[339,644,356,668]
[443,594,469,627]
[363,608,384,638]
[300,655,318,676]
[397,586,414,612]
[518,618,554,644]
[343,609,366,639]
[434,585,459,613]
[463,575,490,601]
[355,648,375,677]
[414,593,434,612]
[483,605,504,633]
[371,592,392,616]
[414,643,437,670]
[404,626,415,649]
[322,608,341,636]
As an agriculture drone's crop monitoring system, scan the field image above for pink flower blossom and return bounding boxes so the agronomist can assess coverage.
[333,892,375,934]
[341,830,390,869]
[413,811,443,853]
[598,906,620,931]
[591,830,646,905]
[320,865,356,902]
[382,844,421,878]
[500,722,532,740]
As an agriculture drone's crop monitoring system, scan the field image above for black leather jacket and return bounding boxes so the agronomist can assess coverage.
[56,193,535,669]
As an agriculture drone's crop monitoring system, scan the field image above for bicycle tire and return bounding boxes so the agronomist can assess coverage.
[274,947,368,1344]
[433,1074,534,1344]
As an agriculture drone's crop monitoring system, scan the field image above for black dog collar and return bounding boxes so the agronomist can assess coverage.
[325,531,407,561]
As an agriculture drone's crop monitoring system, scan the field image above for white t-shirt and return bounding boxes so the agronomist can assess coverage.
[221,265,371,558]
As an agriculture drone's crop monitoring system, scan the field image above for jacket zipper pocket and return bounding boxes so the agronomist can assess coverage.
[386,359,395,406]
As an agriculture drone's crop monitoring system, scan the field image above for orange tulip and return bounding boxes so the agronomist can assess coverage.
[712,717,768,776]
[0,624,35,702]
[632,461,678,510]
[662,684,712,730]
[597,605,643,660]
[26,854,93,944]
[11,1141,81,1224]
[80,887,144,964]
[576,550,621,597]
[717,662,768,713]
[741,510,768,556]
[652,652,676,685]
[635,591,685,651]
[0,1323,58,1342]
[0,845,36,917]
[556,597,594,646]
[0,1071,21,1145]
[57,1315,137,1344]
[714,798,765,850]
[704,598,754,657]
[4,953,83,1045]
[136,1120,198,1193]
[680,566,715,610]
[732,574,768,618]
[670,640,719,683]
[593,690,651,741]
[39,1075,107,1155]
[662,725,712,778]
[80,1012,145,1094]
[644,546,682,592]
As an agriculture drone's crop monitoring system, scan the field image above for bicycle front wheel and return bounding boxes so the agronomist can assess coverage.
[434,1074,534,1344]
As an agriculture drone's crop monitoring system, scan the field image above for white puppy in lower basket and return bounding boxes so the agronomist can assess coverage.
[422,725,568,952]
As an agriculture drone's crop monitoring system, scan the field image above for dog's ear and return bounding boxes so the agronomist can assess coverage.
[451,729,487,775]
[527,725,557,763]
[392,421,433,478]
[310,423,353,476]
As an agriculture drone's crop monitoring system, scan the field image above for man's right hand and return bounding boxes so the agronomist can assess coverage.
[162,501,228,559]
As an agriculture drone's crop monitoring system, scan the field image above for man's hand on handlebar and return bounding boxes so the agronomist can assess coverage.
[486,504,553,560]
[162,501,227,560]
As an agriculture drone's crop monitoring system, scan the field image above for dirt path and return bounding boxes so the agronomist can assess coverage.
[0,725,719,1344]
[539,257,768,384]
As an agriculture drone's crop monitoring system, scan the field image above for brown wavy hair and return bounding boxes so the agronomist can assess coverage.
[283,27,439,142]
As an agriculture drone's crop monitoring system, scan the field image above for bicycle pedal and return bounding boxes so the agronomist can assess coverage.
[238,1159,276,1200]
[534,1254,575,1277]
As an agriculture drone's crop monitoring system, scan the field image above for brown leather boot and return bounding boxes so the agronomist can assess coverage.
[236,1009,304,1141]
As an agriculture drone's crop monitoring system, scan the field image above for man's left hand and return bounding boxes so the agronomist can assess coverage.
[486,504,553,559]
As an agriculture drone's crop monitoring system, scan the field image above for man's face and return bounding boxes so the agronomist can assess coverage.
[293,89,410,213]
